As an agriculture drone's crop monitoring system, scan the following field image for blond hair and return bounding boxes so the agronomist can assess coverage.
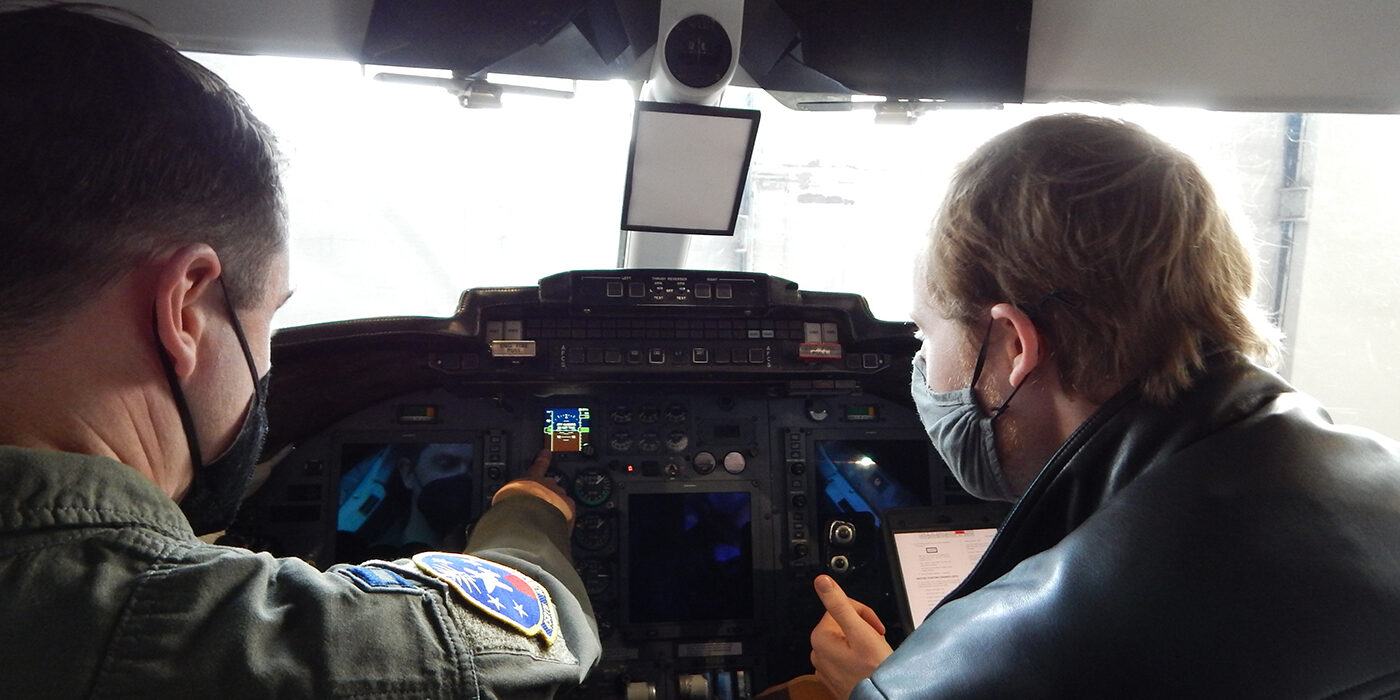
[926,114,1279,404]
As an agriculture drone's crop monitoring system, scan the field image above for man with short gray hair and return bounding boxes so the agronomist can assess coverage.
[0,5,598,696]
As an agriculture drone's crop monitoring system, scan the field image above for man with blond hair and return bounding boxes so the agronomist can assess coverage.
[811,114,1400,698]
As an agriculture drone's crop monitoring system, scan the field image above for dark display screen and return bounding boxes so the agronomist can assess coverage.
[336,442,475,562]
[627,492,754,624]
[815,440,931,527]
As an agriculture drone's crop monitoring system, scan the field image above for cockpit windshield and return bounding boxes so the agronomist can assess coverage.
[192,52,1400,437]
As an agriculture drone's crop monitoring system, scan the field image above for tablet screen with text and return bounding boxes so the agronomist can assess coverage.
[892,527,997,629]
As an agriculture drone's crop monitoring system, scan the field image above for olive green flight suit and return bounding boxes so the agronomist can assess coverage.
[0,446,600,698]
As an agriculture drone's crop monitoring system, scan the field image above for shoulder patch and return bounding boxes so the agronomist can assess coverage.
[413,552,559,646]
[338,565,421,594]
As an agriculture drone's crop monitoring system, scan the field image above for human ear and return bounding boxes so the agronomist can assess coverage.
[988,302,1043,388]
[152,244,223,381]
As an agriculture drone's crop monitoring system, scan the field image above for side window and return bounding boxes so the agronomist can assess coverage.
[1278,115,1400,437]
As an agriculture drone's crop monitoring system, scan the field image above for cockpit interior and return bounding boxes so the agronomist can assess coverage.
[78,1,1400,697]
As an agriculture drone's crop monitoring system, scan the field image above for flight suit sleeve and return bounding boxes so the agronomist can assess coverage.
[462,493,603,696]
[95,539,493,698]
[89,496,598,698]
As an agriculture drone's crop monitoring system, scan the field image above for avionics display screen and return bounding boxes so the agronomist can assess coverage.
[627,492,754,624]
[544,407,591,453]
[336,442,475,561]
[815,440,931,527]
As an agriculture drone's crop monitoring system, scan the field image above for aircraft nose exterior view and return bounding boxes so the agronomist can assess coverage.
[2,1,1399,698]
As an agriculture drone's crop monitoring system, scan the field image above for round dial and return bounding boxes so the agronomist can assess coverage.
[576,558,614,597]
[722,450,747,474]
[693,451,717,475]
[572,468,614,507]
[544,468,568,489]
[665,431,690,452]
[572,511,615,552]
[608,430,634,453]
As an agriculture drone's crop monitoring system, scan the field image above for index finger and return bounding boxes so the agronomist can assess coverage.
[814,575,877,638]
[524,447,553,479]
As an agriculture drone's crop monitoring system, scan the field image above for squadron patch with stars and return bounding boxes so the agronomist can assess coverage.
[413,552,558,646]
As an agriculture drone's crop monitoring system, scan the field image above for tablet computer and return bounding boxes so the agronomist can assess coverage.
[883,504,1009,632]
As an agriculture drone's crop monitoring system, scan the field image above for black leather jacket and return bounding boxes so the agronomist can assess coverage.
[855,357,1400,699]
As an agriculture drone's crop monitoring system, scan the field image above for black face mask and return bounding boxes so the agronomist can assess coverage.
[414,473,476,532]
[157,278,269,535]
[415,473,472,535]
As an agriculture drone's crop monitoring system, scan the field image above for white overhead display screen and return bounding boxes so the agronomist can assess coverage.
[621,101,760,236]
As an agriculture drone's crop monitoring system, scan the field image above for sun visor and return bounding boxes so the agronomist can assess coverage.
[359,0,1031,103]
[751,0,1032,101]
[359,0,632,77]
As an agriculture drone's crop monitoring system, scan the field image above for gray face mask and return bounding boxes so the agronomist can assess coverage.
[909,324,1024,503]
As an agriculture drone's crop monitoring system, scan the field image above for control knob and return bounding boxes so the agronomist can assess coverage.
[829,520,856,545]
[678,674,710,700]
[722,451,746,474]
[626,682,657,700]
[692,451,717,475]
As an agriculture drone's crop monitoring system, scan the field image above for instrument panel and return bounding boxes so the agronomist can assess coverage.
[225,270,997,699]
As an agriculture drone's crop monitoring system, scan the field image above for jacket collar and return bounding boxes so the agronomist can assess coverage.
[0,445,196,539]
[951,354,1294,598]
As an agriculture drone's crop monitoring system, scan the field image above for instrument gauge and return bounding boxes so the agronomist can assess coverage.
[573,511,615,552]
[572,468,615,507]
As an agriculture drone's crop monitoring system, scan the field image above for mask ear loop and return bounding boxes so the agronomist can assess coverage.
[968,319,994,385]
[217,277,262,384]
[153,307,205,473]
[989,375,1027,420]
[152,278,264,478]
[994,290,1081,415]
[969,318,1029,420]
